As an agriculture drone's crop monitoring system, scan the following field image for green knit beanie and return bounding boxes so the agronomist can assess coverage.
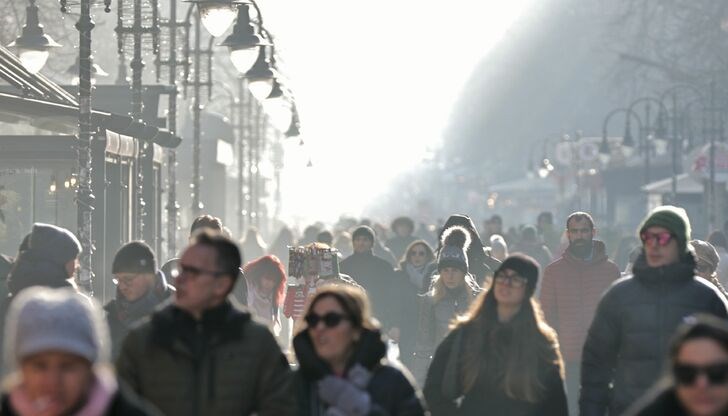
[639,205,692,253]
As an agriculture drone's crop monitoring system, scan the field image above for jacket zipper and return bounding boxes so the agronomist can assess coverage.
[194,321,203,416]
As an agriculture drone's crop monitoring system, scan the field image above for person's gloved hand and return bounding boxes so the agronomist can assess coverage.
[318,375,371,416]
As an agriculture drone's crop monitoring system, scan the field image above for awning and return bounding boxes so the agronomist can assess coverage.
[0,92,181,148]
[640,173,728,194]
[0,44,77,106]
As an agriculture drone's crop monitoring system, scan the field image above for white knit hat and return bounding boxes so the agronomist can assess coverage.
[3,287,109,374]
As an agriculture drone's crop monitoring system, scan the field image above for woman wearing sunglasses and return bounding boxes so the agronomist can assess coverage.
[627,314,728,416]
[383,240,436,370]
[292,285,425,415]
[423,254,567,416]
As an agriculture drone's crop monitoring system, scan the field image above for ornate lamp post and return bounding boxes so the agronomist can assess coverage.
[58,0,113,294]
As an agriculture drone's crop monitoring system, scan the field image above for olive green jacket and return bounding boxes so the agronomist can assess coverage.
[116,301,295,416]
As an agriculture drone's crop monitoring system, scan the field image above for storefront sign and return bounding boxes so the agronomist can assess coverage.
[689,142,728,182]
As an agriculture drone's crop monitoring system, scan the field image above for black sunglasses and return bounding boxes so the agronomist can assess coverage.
[304,312,349,329]
[674,362,728,386]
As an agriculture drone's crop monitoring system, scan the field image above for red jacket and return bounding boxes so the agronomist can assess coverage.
[540,240,620,362]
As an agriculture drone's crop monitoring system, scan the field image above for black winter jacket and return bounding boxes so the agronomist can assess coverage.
[580,253,728,416]
[624,381,728,415]
[424,321,568,416]
[340,252,396,326]
[293,328,425,416]
[117,300,295,416]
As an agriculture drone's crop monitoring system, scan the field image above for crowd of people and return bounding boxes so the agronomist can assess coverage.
[1,206,728,415]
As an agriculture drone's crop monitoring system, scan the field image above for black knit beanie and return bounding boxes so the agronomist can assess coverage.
[496,254,540,295]
[112,241,156,274]
[28,223,82,267]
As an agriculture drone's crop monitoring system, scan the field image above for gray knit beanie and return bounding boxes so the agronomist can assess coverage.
[3,287,109,372]
[28,223,82,266]
[438,226,471,274]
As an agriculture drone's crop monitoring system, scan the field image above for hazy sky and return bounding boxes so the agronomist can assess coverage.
[260,0,536,225]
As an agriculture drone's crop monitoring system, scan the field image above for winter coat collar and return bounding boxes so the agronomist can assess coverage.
[150,300,251,353]
[293,328,386,382]
[564,240,608,266]
[6,368,118,416]
[632,252,696,285]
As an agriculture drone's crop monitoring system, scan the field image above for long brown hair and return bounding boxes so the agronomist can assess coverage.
[454,288,564,402]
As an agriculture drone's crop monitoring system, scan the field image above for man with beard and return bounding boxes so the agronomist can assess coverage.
[540,212,620,414]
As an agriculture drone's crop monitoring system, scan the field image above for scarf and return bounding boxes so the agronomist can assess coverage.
[114,287,161,326]
[405,263,428,290]
[8,368,117,416]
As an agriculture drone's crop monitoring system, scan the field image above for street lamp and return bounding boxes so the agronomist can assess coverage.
[220,3,268,74]
[186,0,244,37]
[9,0,62,74]
[627,97,669,184]
[246,45,275,100]
[58,0,113,294]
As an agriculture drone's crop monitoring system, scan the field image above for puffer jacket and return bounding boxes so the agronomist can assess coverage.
[540,240,620,362]
[580,252,728,416]
[293,328,425,416]
[116,300,295,416]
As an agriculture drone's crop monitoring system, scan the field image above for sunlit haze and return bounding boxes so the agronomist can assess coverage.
[257,0,535,225]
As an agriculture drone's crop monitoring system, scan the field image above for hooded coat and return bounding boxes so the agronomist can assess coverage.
[292,328,425,416]
[580,252,728,416]
[540,240,620,363]
[427,215,499,287]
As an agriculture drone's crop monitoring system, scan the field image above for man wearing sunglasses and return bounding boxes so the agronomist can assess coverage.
[581,206,728,416]
[116,232,294,416]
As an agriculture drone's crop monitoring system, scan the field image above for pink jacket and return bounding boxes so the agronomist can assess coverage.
[540,240,620,362]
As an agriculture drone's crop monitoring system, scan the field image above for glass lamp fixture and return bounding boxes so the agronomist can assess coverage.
[263,97,292,131]
[9,0,61,74]
[230,48,260,74]
[200,3,237,37]
[185,0,249,37]
[220,3,269,74]
[248,79,274,100]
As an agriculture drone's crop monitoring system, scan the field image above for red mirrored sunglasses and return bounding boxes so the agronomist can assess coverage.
[640,231,674,247]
